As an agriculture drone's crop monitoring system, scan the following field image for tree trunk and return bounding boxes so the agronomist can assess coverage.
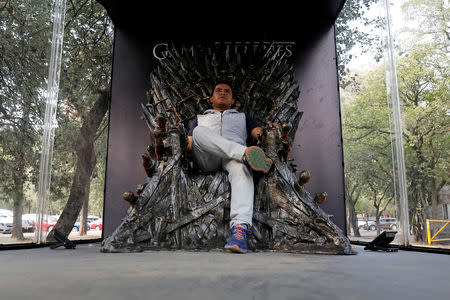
[79,185,91,235]
[375,204,381,236]
[419,190,429,242]
[347,194,361,237]
[350,209,361,237]
[346,215,351,235]
[48,89,109,240]
[11,175,25,240]
[430,179,439,221]
[11,123,27,240]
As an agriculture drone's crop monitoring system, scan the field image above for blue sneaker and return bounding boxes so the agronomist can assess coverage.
[224,224,252,254]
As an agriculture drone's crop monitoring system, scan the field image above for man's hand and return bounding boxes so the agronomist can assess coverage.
[251,121,279,141]
[266,121,279,129]
[251,127,263,140]
[187,136,193,151]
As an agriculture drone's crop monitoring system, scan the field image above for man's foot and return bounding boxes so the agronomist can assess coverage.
[224,224,252,254]
[243,146,273,173]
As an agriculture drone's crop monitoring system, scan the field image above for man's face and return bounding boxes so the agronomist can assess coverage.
[210,83,235,111]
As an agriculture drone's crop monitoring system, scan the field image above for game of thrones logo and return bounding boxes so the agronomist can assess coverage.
[153,41,295,61]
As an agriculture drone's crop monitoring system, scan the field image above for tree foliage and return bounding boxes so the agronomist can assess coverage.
[50,0,112,216]
[342,66,397,235]
[0,0,52,238]
[342,43,449,240]
[401,0,449,53]
[335,0,384,87]
[339,0,449,244]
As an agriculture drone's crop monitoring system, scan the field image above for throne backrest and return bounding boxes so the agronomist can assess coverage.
[141,43,302,155]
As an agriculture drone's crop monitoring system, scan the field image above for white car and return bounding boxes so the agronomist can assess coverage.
[358,218,375,229]
[364,220,377,231]
[379,218,398,230]
[0,212,36,233]
[87,215,100,226]
[22,214,38,232]
[0,216,13,234]
[0,209,13,218]
[357,218,366,228]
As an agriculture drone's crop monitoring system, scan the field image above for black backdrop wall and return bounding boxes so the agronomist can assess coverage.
[99,1,347,237]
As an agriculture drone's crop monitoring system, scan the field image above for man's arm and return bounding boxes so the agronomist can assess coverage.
[187,117,198,151]
[188,136,193,151]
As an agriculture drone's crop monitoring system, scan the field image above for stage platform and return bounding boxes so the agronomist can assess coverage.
[0,244,448,300]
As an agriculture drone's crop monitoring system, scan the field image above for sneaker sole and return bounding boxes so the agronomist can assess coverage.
[245,146,273,174]
[224,244,247,254]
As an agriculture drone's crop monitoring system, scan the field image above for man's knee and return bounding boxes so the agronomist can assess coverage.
[192,126,211,150]
[192,126,209,139]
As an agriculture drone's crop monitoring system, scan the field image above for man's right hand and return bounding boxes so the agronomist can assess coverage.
[266,121,279,129]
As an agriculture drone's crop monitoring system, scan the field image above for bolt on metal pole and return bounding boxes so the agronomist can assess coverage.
[35,0,67,244]
[382,0,410,246]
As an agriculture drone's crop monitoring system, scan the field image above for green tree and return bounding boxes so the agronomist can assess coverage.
[336,0,384,87]
[398,44,449,240]
[0,0,112,241]
[341,43,449,241]
[401,0,449,53]
[49,0,112,237]
[0,0,52,239]
[341,66,397,236]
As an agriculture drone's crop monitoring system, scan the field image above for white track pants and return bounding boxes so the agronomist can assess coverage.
[192,126,254,228]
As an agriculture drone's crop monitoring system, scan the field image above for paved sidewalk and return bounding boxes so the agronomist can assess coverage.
[0,230,102,245]
[0,244,448,300]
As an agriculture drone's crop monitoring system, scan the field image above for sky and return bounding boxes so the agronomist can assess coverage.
[346,0,408,72]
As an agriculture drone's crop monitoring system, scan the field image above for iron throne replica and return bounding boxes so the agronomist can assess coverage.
[101,43,354,255]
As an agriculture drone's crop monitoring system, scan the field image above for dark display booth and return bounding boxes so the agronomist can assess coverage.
[98,1,348,247]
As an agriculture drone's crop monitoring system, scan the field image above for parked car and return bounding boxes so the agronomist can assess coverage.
[360,218,376,230]
[87,215,100,225]
[22,214,37,232]
[72,221,81,232]
[0,216,13,234]
[0,213,35,233]
[90,218,103,231]
[357,218,367,228]
[0,222,11,234]
[72,221,90,232]
[35,216,58,232]
[0,209,13,218]
[21,219,35,232]
[379,218,398,230]
[364,218,398,231]
[364,220,377,231]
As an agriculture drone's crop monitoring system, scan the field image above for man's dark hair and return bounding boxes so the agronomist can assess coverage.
[212,81,234,95]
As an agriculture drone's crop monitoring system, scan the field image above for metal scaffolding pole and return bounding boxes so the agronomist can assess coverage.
[35,0,67,244]
[383,0,410,246]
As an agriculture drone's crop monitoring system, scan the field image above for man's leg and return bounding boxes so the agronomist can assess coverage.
[192,126,247,166]
[222,159,254,228]
[192,125,268,253]
[222,159,254,254]
[192,126,273,174]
